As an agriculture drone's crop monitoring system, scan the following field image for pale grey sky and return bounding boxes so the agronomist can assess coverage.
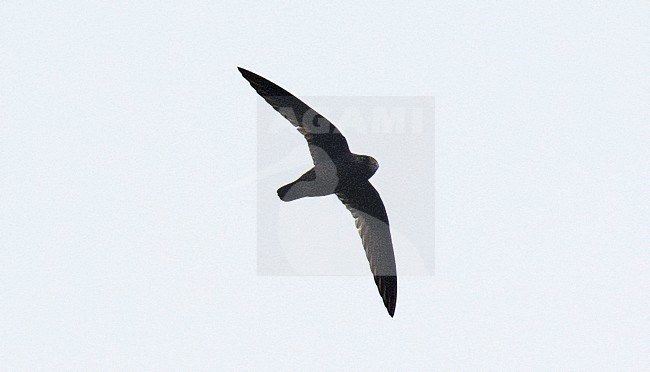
[1,1,648,370]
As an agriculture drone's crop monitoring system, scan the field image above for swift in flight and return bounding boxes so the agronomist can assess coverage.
[238,67,397,317]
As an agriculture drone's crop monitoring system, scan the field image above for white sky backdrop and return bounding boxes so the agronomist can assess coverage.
[1,1,648,370]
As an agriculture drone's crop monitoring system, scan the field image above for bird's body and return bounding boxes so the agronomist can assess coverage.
[278,154,378,201]
[238,67,397,317]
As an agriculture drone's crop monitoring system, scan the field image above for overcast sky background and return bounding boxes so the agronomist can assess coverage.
[1,1,648,370]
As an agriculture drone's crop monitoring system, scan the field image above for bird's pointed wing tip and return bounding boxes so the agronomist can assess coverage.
[237,67,264,86]
[386,298,396,317]
[238,66,257,76]
[237,66,251,77]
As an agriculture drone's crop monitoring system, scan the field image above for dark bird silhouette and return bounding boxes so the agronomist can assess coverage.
[238,67,397,317]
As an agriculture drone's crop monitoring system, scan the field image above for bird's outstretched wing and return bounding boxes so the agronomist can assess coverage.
[336,180,397,317]
[238,67,351,165]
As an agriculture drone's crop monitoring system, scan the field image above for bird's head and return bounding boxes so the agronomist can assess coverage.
[359,155,379,177]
